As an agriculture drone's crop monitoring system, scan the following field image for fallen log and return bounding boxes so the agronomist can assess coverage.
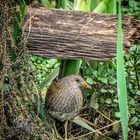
[23,6,140,61]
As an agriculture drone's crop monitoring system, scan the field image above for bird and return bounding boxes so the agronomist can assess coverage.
[45,74,91,140]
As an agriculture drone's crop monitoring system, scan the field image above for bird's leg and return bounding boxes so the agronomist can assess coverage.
[64,119,68,140]
[52,118,62,139]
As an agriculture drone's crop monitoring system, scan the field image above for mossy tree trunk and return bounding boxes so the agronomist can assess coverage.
[0,1,49,139]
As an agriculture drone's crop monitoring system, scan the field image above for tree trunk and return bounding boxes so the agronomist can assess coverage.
[0,2,50,140]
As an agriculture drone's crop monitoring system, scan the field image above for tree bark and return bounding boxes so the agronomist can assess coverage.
[0,3,50,140]
[23,6,140,61]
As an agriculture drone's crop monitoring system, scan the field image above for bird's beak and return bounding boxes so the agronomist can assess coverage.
[81,82,91,89]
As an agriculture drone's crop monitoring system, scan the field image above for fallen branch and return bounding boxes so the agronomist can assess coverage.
[23,6,140,61]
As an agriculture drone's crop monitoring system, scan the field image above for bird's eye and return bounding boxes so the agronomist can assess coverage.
[75,78,80,83]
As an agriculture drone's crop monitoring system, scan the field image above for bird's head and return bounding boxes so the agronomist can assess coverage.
[60,74,91,89]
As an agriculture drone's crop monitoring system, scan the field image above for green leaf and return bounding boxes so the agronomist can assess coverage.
[72,116,95,132]
[117,1,128,139]
[107,0,116,14]
[136,91,140,95]
[128,0,137,8]
[93,0,111,13]
[56,0,68,9]
[105,98,112,104]
[86,77,94,84]
[90,102,99,110]
[100,77,107,84]
[108,89,114,93]
[41,0,50,7]
[129,98,135,106]
[90,0,101,11]
[74,0,91,11]
[129,108,135,114]
[113,124,119,133]
[101,88,107,93]
[137,131,140,136]
[20,0,26,21]
[115,112,120,118]
[130,117,138,124]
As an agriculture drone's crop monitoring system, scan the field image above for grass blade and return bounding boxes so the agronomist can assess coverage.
[72,116,95,132]
[90,0,101,11]
[74,0,91,11]
[107,0,116,14]
[117,1,128,140]
[93,0,111,13]
[56,0,68,9]
[39,66,60,90]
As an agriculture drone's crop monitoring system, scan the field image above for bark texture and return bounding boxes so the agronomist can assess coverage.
[0,3,50,140]
[23,6,140,61]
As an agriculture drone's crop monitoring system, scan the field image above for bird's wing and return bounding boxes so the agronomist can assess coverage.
[46,82,63,111]
[56,87,83,113]
[46,84,83,114]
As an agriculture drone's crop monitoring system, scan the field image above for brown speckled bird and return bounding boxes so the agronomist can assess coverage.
[46,74,91,140]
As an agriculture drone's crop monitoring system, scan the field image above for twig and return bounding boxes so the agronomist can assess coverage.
[97,110,114,123]
[31,80,41,116]
[97,110,139,139]
[68,120,120,140]
[79,116,97,129]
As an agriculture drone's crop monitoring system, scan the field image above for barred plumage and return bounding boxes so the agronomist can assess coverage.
[45,75,91,140]
[46,74,91,121]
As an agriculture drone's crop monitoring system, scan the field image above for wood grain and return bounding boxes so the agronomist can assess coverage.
[23,6,140,61]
